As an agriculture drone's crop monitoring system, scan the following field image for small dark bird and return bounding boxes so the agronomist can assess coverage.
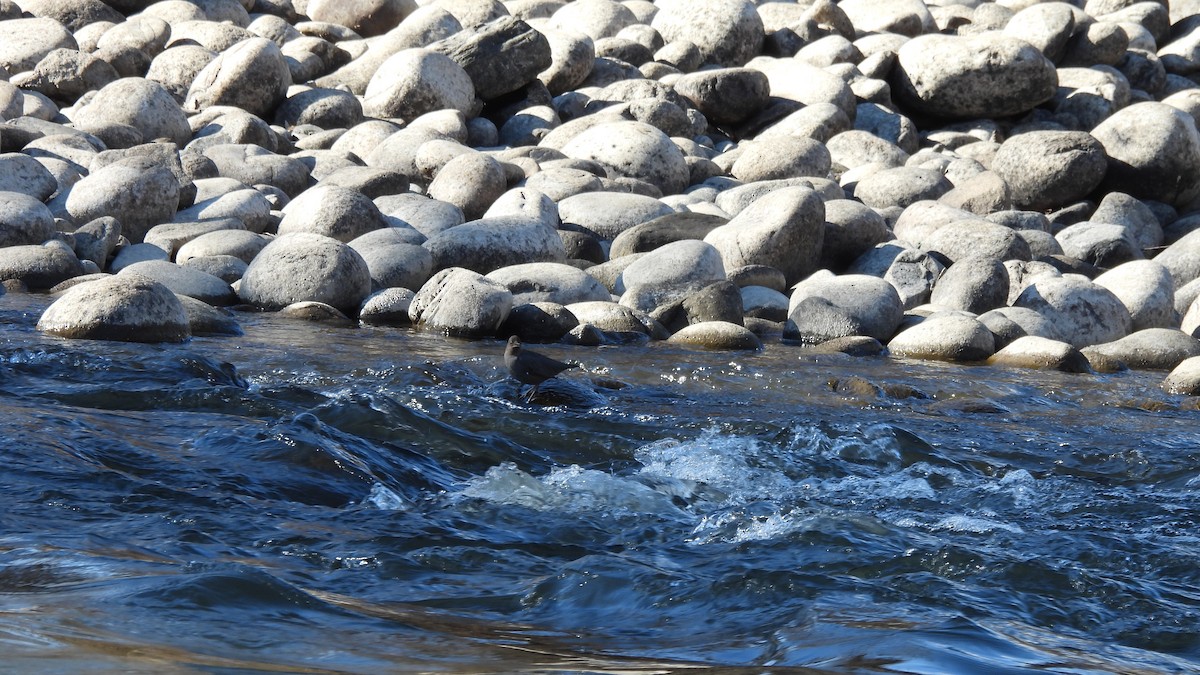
[504,335,577,402]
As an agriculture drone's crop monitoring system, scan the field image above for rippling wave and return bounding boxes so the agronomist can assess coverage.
[1,293,1198,673]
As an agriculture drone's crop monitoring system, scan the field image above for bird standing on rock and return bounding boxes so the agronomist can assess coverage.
[504,336,577,402]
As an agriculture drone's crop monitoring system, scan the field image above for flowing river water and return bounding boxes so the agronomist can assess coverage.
[1,291,1198,674]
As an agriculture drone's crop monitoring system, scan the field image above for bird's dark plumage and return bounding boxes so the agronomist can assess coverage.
[505,336,576,401]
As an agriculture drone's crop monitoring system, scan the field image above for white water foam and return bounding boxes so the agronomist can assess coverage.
[459,425,1034,544]
[362,482,406,511]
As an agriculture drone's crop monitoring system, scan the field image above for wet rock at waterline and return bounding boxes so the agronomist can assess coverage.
[37,274,191,343]
[409,267,513,337]
[238,233,372,315]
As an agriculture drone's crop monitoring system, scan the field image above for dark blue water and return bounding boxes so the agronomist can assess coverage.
[2,291,1199,673]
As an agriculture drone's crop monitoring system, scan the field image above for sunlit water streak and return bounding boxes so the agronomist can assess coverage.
[1,292,1198,673]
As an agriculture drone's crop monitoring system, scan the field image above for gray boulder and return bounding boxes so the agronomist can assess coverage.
[409,266,513,337]
[1094,260,1176,330]
[819,200,889,270]
[186,38,291,118]
[0,16,76,75]
[838,0,935,37]
[651,0,764,67]
[275,88,364,130]
[1012,276,1132,348]
[1084,328,1200,371]
[704,186,824,285]
[565,300,650,335]
[73,216,122,268]
[375,193,465,237]
[1163,356,1200,395]
[730,136,831,182]
[37,274,190,343]
[988,335,1090,372]
[117,259,236,306]
[180,255,248,283]
[486,262,610,305]
[610,212,727,258]
[363,48,476,120]
[888,312,996,362]
[537,26,596,95]
[238,232,372,314]
[427,152,507,220]
[176,293,242,336]
[848,242,945,309]
[143,218,243,259]
[353,242,434,291]
[557,191,674,240]
[617,239,725,294]
[175,188,274,234]
[0,191,56,247]
[0,154,58,201]
[110,242,169,273]
[0,242,84,290]
[559,120,689,195]
[71,77,191,147]
[890,34,1057,119]
[668,321,762,350]
[826,130,909,170]
[1154,228,1200,288]
[278,185,389,243]
[1002,2,1076,64]
[786,272,904,343]
[64,158,181,244]
[432,15,551,100]
[929,256,1009,314]
[359,287,417,326]
[147,45,218,103]
[1055,222,1140,268]
[499,300,580,342]
[741,285,789,321]
[305,0,418,37]
[854,166,952,210]
[989,131,1106,212]
[203,144,310,198]
[1091,102,1200,208]
[425,216,567,274]
[978,305,1064,347]
[672,67,770,126]
[1090,192,1164,252]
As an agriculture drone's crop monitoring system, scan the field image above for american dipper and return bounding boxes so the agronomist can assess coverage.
[504,336,577,401]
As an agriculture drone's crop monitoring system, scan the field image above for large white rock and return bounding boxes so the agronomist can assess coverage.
[64,158,181,244]
[651,0,764,67]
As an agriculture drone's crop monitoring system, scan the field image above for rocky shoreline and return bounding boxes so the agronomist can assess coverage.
[5,0,1200,394]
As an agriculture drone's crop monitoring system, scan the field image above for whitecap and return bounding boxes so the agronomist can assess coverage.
[361,482,406,511]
